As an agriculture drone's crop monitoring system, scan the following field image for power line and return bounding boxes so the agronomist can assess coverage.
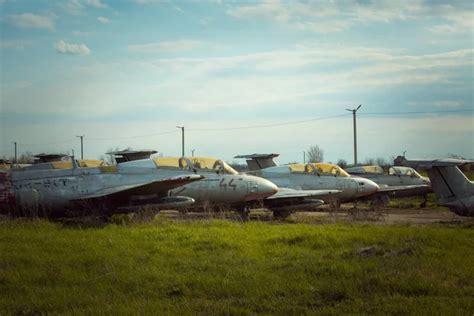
[188,113,351,131]
[87,130,179,141]
[20,139,74,147]
[3,108,471,148]
[360,109,473,116]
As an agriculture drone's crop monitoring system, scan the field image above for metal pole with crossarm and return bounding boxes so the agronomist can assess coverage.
[346,105,362,166]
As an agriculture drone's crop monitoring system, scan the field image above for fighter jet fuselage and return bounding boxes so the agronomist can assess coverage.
[121,157,278,209]
[250,164,379,204]
[0,162,203,217]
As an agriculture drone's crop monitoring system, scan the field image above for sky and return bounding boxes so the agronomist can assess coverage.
[1,0,473,165]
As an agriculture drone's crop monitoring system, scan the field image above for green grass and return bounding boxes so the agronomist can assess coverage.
[388,193,446,210]
[1,219,473,314]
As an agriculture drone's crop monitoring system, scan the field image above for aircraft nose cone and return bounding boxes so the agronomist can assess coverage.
[244,177,279,201]
[359,179,379,196]
[260,178,279,197]
[368,180,380,194]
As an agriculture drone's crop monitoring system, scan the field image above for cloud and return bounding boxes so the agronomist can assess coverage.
[199,17,213,25]
[63,0,107,14]
[97,16,111,24]
[429,24,460,33]
[128,40,204,53]
[85,0,107,8]
[54,40,91,55]
[226,0,473,34]
[133,0,168,5]
[8,13,55,31]
[0,39,33,50]
[408,100,464,108]
[3,45,472,123]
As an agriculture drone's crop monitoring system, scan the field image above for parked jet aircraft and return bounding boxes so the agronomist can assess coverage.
[234,154,379,208]
[0,159,204,217]
[126,157,278,209]
[118,156,328,218]
[345,165,432,205]
[400,158,474,216]
[346,165,430,186]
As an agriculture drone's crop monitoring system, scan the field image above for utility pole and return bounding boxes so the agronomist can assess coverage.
[12,142,17,168]
[191,149,196,157]
[303,151,306,164]
[346,104,362,166]
[176,126,185,157]
[76,135,84,160]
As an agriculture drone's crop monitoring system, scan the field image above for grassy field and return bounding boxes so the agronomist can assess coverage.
[0,218,473,314]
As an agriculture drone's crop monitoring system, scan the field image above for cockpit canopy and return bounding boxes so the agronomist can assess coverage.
[345,165,384,174]
[153,157,238,175]
[287,163,350,177]
[389,166,423,178]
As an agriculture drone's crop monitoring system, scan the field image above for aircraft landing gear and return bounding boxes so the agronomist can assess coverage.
[420,194,428,208]
[370,195,389,211]
[329,199,341,211]
[236,205,250,221]
[272,209,293,220]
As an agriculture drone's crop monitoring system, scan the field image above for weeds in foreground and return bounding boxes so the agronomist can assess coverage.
[0,219,473,314]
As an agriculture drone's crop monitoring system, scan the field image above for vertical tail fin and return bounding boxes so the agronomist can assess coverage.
[427,165,472,199]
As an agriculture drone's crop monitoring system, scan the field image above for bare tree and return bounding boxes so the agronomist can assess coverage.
[306,145,324,163]
[376,157,388,167]
[364,157,375,165]
[337,159,348,169]
[10,151,34,164]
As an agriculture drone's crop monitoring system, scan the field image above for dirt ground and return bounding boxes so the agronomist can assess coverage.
[155,206,472,225]
[291,207,469,225]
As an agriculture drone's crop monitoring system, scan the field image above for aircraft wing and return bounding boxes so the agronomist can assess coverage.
[263,188,341,212]
[370,184,432,199]
[73,175,204,201]
[265,188,341,200]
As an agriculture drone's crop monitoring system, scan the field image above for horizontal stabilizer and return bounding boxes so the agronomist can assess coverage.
[234,153,280,171]
[399,158,473,169]
[234,153,280,159]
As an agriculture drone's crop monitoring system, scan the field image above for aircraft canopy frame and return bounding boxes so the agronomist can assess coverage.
[153,157,238,175]
[287,163,350,177]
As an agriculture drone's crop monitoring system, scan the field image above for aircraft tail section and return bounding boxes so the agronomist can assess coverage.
[427,166,471,200]
[401,158,474,216]
[234,153,279,171]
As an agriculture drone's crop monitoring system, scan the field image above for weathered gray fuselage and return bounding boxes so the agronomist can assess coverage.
[3,165,194,215]
[120,159,278,207]
[249,165,379,203]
